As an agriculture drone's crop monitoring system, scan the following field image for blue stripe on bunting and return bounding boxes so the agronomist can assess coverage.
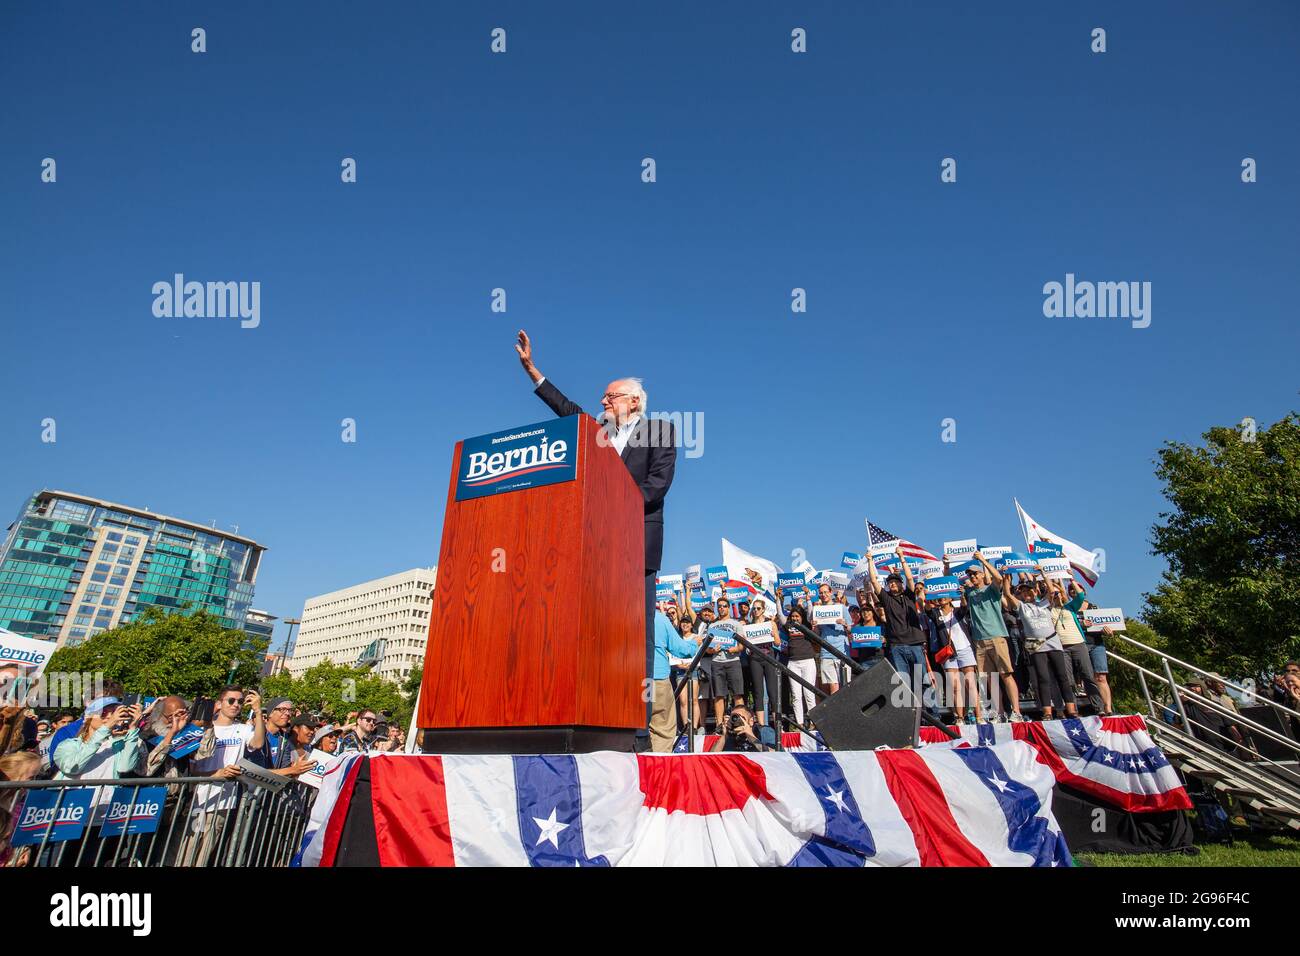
[1058,718,1171,775]
[786,752,875,867]
[949,746,1072,867]
[513,755,610,867]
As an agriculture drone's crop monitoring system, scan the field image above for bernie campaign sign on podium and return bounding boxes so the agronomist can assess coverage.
[455,416,580,501]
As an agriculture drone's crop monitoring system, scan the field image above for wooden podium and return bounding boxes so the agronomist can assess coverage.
[417,415,645,753]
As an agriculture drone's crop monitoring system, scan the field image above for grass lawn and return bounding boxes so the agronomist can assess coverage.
[1078,830,1300,867]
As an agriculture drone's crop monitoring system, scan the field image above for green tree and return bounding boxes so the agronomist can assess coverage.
[401,658,424,703]
[44,606,268,699]
[1142,412,1300,679]
[1103,619,1175,716]
[260,660,411,726]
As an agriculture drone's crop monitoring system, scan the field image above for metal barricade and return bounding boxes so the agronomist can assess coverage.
[0,774,316,868]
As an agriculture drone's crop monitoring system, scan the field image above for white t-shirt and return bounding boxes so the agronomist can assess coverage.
[941,612,972,654]
[1018,599,1063,653]
[191,723,255,812]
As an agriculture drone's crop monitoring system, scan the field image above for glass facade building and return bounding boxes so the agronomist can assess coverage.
[0,490,265,648]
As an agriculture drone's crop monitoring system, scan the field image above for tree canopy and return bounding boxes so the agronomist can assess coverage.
[261,659,412,727]
[1142,412,1300,678]
[44,606,268,700]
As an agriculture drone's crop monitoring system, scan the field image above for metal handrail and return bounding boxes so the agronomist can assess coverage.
[1105,649,1300,758]
[1107,630,1299,722]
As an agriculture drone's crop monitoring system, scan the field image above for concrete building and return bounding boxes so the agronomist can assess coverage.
[288,567,435,684]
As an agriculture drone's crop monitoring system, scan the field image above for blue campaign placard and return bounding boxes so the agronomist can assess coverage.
[707,624,738,651]
[99,786,168,837]
[850,626,884,649]
[840,551,864,570]
[705,566,728,587]
[924,575,963,599]
[148,722,205,760]
[777,572,806,593]
[689,590,710,611]
[454,416,580,501]
[655,583,675,601]
[995,552,1037,574]
[10,788,95,846]
[724,586,750,604]
[1030,541,1064,558]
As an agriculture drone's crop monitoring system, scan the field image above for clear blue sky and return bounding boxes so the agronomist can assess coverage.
[2,2,1297,653]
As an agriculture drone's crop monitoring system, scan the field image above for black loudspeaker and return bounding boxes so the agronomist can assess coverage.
[808,659,920,751]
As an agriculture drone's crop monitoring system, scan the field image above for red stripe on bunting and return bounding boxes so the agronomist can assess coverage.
[878,749,990,867]
[368,755,456,866]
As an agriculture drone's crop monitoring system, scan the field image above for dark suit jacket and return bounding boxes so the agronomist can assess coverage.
[534,378,676,571]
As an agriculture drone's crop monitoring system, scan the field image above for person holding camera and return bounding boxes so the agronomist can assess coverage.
[52,696,145,818]
[708,705,771,752]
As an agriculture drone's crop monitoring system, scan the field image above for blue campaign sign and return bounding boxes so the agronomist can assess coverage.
[148,722,205,760]
[777,572,806,593]
[850,626,884,649]
[10,788,95,846]
[454,416,580,501]
[923,575,963,599]
[724,586,750,605]
[840,551,864,570]
[1030,541,1064,558]
[705,566,729,587]
[996,552,1038,574]
[100,786,168,837]
[707,624,738,652]
[947,560,978,576]
[689,590,710,611]
[655,583,675,601]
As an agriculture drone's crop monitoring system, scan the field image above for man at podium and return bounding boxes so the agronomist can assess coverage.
[515,329,677,725]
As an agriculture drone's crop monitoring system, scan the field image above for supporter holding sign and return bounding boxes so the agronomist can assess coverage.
[956,551,1024,722]
[867,547,936,714]
[926,593,981,724]
[704,598,745,727]
[144,696,203,779]
[811,585,853,694]
[1002,573,1077,720]
[1070,585,1113,714]
[744,598,782,728]
[781,605,819,729]
[1046,581,1103,714]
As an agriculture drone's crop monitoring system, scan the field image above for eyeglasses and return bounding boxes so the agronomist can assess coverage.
[359,717,376,723]
[601,392,632,402]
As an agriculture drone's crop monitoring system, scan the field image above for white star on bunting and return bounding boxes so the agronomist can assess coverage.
[533,808,569,849]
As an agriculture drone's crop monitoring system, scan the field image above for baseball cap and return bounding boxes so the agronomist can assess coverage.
[311,723,340,747]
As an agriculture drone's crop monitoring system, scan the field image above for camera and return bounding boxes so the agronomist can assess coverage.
[727,712,747,731]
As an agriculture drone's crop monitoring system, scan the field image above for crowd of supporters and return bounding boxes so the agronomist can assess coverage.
[651,547,1129,749]
[0,684,405,866]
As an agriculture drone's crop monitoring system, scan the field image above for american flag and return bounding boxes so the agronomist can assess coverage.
[865,520,940,563]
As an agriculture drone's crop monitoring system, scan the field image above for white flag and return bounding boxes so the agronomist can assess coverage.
[1014,499,1100,587]
[721,538,783,592]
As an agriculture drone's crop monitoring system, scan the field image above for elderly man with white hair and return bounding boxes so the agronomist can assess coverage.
[516,330,677,742]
